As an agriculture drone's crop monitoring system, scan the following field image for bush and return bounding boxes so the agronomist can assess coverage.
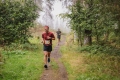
[0,0,39,45]
[78,44,120,55]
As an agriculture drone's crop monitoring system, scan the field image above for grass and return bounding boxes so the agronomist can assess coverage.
[0,37,44,80]
[60,43,120,80]
[1,52,43,80]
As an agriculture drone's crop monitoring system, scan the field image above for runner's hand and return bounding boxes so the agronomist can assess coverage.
[47,36,51,39]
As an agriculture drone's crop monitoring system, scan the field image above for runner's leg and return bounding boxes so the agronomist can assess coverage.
[48,46,52,62]
[44,51,48,68]
[48,52,50,57]
[57,38,59,45]
[48,52,51,62]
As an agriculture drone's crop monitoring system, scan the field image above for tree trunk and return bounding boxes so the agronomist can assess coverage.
[84,30,92,45]
[104,31,109,42]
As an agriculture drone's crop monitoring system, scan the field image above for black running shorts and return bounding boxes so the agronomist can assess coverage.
[43,45,52,52]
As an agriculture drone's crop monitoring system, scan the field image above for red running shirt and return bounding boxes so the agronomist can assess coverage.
[42,32,55,46]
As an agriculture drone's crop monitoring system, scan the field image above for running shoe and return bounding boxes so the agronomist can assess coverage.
[48,58,50,63]
[44,65,48,68]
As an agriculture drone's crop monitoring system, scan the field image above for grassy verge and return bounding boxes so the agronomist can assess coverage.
[0,37,44,80]
[61,44,120,80]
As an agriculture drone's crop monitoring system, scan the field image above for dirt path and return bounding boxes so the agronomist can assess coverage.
[40,37,68,80]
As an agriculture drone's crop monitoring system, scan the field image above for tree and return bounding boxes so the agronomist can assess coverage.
[99,0,120,44]
[0,0,39,45]
[62,0,115,46]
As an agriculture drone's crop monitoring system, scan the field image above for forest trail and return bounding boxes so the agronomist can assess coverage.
[40,36,68,80]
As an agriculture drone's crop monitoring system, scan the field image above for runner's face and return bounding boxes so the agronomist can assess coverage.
[45,27,49,33]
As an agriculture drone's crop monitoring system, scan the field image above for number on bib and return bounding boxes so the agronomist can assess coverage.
[45,40,50,44]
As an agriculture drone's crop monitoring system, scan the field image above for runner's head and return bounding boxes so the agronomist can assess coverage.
[58,28,60,31]
[44,25,49,33]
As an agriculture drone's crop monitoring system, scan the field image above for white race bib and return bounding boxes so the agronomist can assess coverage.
[45,40,50,44]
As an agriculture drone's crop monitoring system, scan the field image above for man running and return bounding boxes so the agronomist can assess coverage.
[56,29,61,45]
[42,26,55,69]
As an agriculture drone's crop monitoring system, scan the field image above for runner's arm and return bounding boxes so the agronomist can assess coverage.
[41,34,44,43]
[47,36,55,40]
[48,33,55,40]
[51,37,55,40]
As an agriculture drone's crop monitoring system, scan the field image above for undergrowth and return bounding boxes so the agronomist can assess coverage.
[78,44,120,55]
[61,41,120,80]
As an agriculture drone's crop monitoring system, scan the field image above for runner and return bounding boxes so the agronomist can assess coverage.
[56,29,61,45]
[41,26,55,69]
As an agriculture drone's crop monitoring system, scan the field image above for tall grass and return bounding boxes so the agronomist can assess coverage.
[60,44,120,80]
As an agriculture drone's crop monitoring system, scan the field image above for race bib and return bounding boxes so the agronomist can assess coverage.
[45,40,50,44]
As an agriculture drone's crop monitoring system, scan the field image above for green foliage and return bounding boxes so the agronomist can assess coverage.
[98,0,120,44]
[78,44,120,55]
[0,0,39,45]
[5,43,38,50]
[62,0,116,45]
[2,50,26,55]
